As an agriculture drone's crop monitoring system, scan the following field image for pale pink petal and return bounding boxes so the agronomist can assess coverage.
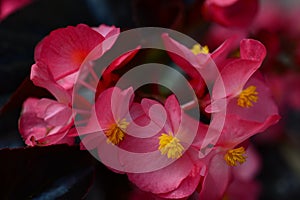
[93,24,120,55]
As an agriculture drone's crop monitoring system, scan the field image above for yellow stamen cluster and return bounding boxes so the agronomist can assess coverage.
[105,118,129,145]
[158,132,184,159]
[224,147,247,166]
[191,44,209,55]
[237,85,258,108]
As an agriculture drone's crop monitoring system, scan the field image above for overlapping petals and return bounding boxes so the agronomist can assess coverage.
[127,95,207,199]
[19,98,73,146]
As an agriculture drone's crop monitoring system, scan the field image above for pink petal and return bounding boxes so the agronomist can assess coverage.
[240,39,267,62]
[93,24,120,55]
[30,63,71,104]
[93,24,120,38]
[233,145,261,181]
[18,98,73,146]
[39,100,72,127]
[211,39,266,105]
[36,24,104,80]
[162,33,201,71]
[157,164,203,199]
[103,47,140,75]
[95,86,135,129]
[227,73,280,123]
[128,155,194,194]
[216,114,280,149]
[199,153,230,200]
[165,95,181,132]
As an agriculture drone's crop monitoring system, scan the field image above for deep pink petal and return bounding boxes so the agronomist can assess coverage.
[165,95,181,132]
[104,47,140,75]
[240,39,267,62]
[36,24,104,80]
[213,59,263,100]
[208,39,266,110]
[162,33,201,71]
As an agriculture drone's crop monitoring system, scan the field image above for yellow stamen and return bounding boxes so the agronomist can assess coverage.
[158,132,184,159]
[224,147,247,166]
[191,44,209,55]
[237,85,258,108]
[105,118,129,145]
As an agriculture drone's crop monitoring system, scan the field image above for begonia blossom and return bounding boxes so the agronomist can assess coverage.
[19,98,74,146]
[127,95,207,199]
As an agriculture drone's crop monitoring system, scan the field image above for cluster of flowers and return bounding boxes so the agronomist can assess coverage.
[205,0,300,142]
[18,22,280,199]
[19,0,300,199]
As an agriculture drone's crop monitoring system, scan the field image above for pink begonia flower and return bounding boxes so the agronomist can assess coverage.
[19,98,74,146]
[78,87,148,151]
[0,0,32,21]
[206,39,266,112]
[32,24,120,97]
[201,42,280,160]
[24,24,141,147]
[126,95,207,199]
[198,75,279,199]
[198,121,264,199]
[162,33,236,98]
[222,145,261,200]
[202,0,259,28]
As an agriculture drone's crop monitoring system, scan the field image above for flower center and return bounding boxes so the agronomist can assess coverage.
[105,118,129,145]
[224,147,247,166]
[237,85,258,108]
[191,44,209,55]
[158,132,184,159]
